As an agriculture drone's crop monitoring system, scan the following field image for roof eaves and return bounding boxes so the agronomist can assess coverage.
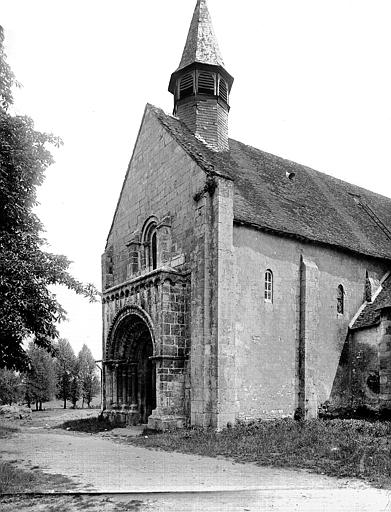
[233,217,391,263]
[349,319,381,332]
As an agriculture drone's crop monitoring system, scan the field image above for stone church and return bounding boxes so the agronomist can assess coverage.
[101,0,391,429]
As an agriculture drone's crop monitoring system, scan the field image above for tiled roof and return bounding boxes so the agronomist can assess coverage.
[150,104,391,262]
[351,275,391,330]
[176,0,225,71]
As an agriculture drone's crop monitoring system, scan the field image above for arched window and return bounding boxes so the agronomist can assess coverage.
[198,72,215,95]
[143,221,158,270]
[219,78,228,103]
[264,270,273,303]
[179,73,194,99]
[337,284,344,314]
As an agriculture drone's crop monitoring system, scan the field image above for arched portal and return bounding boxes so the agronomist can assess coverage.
[107,312,156,424]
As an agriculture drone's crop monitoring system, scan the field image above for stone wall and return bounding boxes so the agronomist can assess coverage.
[330,309,391,414]
[102,105,206,294]
[102,105,206,427]
[102,105,236,428]
[232,224,389,420]
[190,175,235,428]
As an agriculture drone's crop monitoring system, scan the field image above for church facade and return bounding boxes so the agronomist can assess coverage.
[101,0,391,429]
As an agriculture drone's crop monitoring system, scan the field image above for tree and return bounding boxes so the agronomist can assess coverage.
[54,339,76,409]
[25,341,57,410]
[77,344,100,408]
[70,375,81,409]
[0,26,98,371]
[0,368,23,405]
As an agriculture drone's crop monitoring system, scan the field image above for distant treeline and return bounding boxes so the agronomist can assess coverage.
[0,340,100,410]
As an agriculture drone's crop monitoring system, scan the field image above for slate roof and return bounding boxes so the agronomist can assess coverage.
[176,0,225,71]
[351,275,391,330]
[150,104,391,262]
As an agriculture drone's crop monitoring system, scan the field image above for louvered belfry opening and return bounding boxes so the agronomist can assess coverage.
[198,72,215,95]
[219,78,228,103]
[179,73,194,99]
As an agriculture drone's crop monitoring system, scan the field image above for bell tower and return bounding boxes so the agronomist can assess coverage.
[168,0,234,152]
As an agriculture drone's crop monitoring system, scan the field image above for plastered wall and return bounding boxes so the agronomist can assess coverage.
[233,224,389,419]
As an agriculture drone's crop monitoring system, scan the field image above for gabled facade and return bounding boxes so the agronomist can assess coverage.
[101,0,391,429]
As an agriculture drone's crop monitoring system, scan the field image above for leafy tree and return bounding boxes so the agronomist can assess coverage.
[77,345,100,408]
[0,26,98,371]
[54,339,76,409]
[25,341,56,410]
[0,368,23,405]
[70,375,81,409]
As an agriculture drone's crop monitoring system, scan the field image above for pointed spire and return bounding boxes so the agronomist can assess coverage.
[177,0,225,71]
[168,0,233,152]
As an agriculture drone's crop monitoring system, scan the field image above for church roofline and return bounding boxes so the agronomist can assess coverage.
[105,103,391,264]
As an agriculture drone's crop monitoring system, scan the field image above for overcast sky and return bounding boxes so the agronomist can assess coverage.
[2,0,391,359]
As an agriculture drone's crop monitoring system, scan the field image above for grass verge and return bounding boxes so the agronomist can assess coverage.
[126,418,391,488]
[0,461,77,493]
[0,495,146,511]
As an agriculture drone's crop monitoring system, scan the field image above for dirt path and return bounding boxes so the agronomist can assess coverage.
[1,410,391,511]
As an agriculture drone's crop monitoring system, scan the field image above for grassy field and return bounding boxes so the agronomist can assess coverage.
[120,418,391,489]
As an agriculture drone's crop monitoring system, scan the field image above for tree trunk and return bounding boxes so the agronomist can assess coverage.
[39,401,42,411]
[63,397,66,409]
[35,401,38,411]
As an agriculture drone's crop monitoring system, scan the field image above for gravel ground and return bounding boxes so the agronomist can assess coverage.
[1,409,390,511]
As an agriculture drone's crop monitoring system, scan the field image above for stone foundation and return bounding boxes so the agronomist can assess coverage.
[147,409,186,430]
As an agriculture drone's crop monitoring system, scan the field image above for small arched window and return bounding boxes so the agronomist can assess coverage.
[219,78,228,103]
[198,72,215,95]
[179,73,194,99]
[337,284,344,314]
[143,222,158,270]
[264,270,273,303]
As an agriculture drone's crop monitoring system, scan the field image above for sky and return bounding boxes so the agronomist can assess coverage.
[2,0,391,360]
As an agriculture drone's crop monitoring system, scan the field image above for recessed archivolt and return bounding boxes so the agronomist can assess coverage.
[106,304,156,360]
